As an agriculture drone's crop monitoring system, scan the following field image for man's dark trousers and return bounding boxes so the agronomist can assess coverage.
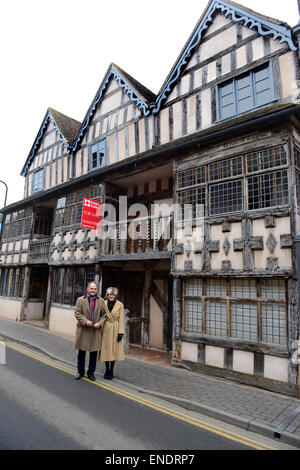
[77,350,98,376]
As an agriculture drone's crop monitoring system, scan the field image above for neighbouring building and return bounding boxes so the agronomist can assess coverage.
[1,0,300,396]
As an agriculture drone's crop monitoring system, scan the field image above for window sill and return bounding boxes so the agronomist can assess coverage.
[180,332,289,357]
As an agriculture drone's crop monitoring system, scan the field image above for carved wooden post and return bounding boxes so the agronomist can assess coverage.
[137,221,143,253]
[20,266,31,321]
[94,263,103,297]
[131,220,136,253]
[172,276,182,359]
[146,217,151,253]
[44,266,54,328]
[143,266,153,347]
[121,221,127,254]
[153,217,159,252]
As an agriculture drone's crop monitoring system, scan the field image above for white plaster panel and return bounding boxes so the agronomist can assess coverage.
[173,101,183,139]
[45,166,50,189]
[89,230,96,242]
[201,88,212,128]
[165,86,178,104]
[187,95,196,135]
[241,25,254,40]
[207,61,217,83]
[64,232,73,244]
[138,119,146,154]
[252,217,292,269]
[210,222,243,270]
[221,53,231,76]
[75,230,85,244]
[181,341,198,363]
[128,123,136,157]
[27,302,44,320]
[251,37,264,61]
[88,246,97,259]
[75,149,81,177]
[270,39,285,53]
[264,355,288,383]
[279,52,298,100]
[62,249,70,261]
[204,13,232,36]
[233,350,254,375]
[106,78,119,93]
[51,249,59,261]
[100,91,122,115]
[0,298,22,321]
[118,128,126,161]
[23,239,29,250]
[205,345,224,368]
[160,108,169,145]
[74,248,82,260]
[180,73,191,96]
[193,68,202,89]
[175,226,203,270]
[49,306,77,339]
[236,46,247,69]
[82,147,88,174]
[175,254,185,270]
[200,26,236,62]
[52,233,61,246]
[186,53,198,71]
[149,296,164,349]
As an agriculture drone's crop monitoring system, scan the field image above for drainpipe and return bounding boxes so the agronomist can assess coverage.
[296,232,300,312]
[295,232,300,383]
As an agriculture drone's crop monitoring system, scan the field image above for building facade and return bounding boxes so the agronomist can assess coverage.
[1,0,300,395]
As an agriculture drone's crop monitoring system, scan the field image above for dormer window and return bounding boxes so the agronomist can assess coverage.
[89,139,106,171]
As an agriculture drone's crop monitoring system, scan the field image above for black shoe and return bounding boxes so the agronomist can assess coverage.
[87,373,96,381]
[104,371,110,379]
[75,373,84,380]
[108,370,113,380]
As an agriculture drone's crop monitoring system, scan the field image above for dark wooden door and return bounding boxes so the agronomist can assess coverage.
[123,272,144,345]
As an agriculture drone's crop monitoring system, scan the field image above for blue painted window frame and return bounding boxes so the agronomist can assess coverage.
[216,62,275,121]
[89,138,107,172]
[32,168,44,193]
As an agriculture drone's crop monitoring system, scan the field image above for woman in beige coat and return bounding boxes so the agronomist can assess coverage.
[99,287,125,379]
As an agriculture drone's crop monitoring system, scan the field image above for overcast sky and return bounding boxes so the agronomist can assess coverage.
[0,0,298,206]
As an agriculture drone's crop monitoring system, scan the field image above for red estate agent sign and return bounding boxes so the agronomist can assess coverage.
[81,198,102,230]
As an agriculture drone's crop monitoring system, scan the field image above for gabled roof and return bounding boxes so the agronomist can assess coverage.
[21,108,81,176]
[152,0,297,113]
[72,63,156,152]
[48,108,81,144]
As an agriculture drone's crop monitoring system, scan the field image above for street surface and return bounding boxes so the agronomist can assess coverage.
[0,342,296,452]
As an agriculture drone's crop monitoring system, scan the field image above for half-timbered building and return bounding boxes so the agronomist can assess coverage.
[1,0,300,395]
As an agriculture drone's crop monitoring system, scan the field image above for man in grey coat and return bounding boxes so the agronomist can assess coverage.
[74,281,106,381]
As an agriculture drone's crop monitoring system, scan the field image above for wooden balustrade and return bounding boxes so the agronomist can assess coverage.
[28,239,51,263]
[98,213,173,259]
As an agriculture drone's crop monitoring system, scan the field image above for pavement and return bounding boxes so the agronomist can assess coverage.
[1,317,300,448]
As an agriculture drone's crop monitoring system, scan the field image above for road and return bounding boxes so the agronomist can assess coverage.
[0,342,296,453]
